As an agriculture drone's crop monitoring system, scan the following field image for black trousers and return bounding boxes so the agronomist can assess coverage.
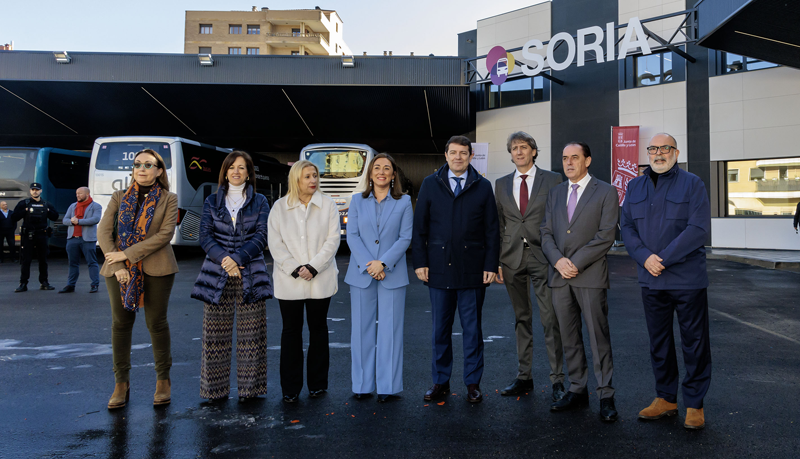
[278,297,331,395]
[20,233,49,284]
[0,230,15,261]
[641,287,711,409]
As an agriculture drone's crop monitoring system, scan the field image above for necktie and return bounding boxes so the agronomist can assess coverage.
[453,177,463,197]
[519,174,529,215]
[567,183,579,222]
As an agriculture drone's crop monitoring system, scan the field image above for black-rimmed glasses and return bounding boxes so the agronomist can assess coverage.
[646,145,677,155]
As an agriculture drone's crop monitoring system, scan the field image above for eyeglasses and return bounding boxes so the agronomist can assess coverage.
[646,145,677,155]
[133,162,157,170]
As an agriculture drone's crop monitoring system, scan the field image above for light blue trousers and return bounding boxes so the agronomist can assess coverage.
[350,280,406,395]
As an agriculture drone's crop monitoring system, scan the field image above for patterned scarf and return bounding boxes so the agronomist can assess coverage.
[117,181,162,312]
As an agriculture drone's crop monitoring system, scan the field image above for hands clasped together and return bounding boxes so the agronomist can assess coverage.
[221,256,245,278]
[366,260,385,281]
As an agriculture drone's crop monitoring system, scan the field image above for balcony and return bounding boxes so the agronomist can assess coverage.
[263,32,330,54]
[755,179,800,192]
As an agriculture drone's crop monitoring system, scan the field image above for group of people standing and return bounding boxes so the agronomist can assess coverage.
[7,133,710,430]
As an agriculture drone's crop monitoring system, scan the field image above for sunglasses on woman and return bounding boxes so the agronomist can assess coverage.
[133,162,158,170]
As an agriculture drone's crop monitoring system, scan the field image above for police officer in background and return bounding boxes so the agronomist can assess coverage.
[11,183,59,292]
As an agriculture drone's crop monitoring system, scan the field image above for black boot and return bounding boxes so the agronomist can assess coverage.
[15,283,28,292]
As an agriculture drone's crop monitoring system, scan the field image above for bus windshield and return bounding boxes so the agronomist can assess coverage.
[95,142,172,171]
[0,149,34,181]
[303,149,367,179]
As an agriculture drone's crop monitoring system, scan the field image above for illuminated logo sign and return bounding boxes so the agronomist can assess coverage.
[189,157,211,172]
[501,17,652,78]
[486,46,516,85]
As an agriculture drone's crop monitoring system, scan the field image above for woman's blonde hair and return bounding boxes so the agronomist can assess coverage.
[286,160,319,204]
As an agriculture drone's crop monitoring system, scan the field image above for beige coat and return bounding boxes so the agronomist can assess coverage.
[267,191,340,300]
[98,189,179,277]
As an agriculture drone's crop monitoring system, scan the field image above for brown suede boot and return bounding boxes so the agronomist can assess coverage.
[154,379,171,406]
[107,382,130,410]
[684,407,705,430]
[638,397,678,420]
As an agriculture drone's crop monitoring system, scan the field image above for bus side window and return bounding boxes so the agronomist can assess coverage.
[204,185,212,200]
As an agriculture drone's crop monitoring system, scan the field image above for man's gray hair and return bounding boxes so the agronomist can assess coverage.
[506,131,538,153]
[651,132,678,148]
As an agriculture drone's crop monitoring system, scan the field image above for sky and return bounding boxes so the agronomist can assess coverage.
[0,0,546,56]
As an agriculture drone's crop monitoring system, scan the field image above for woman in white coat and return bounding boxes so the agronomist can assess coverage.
[345,154,412,402]
[267,160,340,403]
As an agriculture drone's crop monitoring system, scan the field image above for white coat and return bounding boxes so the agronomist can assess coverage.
[267,191,340,300]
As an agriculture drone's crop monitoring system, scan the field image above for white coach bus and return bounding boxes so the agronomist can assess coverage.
[300,143,377,238]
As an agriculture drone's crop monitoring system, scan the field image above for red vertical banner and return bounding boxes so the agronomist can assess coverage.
[611,126,639,206]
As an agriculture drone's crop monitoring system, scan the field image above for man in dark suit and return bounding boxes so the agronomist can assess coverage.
[540,142,619,422]
[494,131,565,400]
[621,133,711,430]
[0,201,17,263]
[412,135,500,404]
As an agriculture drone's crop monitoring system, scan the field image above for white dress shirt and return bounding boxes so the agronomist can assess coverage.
[447,168,467,193]
[566,173,592,207]
[513,165,537,210]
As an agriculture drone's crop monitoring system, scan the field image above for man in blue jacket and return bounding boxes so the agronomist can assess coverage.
[60,187,102,293]
[412,135,500,403]
[620,132,711,430]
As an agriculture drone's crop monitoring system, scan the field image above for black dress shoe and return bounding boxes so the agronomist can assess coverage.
[550,391,589,411]
[353,393,372,400]
[58,285,75,293]
[15,283,27,292]
[467,384,483,403]
[89,285,99,293]
[308,389,326,398]
[40,283,54,290]
[377,394,395,403]
[552,382,567,402]
[501,378,533,396]
[283,394,298,403]
[600,397,618,422]
[424,382,450,401]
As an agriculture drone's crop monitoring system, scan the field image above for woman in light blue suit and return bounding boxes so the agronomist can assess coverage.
[345,153,413,402]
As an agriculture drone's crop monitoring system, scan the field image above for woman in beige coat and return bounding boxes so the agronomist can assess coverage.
[97,149,179,410]
[268,159,340,403]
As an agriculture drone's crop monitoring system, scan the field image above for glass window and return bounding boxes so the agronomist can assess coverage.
[246,48,259,55]
[95,142,172,171]
[292,28,301,37]
[229,25,242,35]
[303,149,368,178]
[635,52,674,87]
[727,159,800,217]
[228,47,241,55]
[199,24,212,34]
[723,52,779,74]
[247,25,260,34]
[480,75,547,110]
[198,47,211,54]
[0,149,34,180]
[48,153,90,190]
[291,51,300,55]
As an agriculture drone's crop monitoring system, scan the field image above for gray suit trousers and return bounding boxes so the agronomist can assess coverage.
[552,284,615,399]
[502,247,564,383]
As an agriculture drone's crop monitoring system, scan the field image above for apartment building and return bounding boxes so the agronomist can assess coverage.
[184,7,351,56]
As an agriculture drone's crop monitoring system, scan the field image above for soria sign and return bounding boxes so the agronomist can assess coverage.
[514,17,652,76]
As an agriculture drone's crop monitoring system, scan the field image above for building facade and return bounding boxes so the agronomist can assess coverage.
[471,0,800,250]
[184,7,351,56]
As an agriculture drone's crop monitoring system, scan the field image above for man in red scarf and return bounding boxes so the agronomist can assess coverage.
[60,187,103,293]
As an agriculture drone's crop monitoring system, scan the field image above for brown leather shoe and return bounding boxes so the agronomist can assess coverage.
[467,384,482,403]
[153,379,171,406]
[424,382,450,401]
[684,407,705,430]
[638,397,678,420]
[108,382,130,410]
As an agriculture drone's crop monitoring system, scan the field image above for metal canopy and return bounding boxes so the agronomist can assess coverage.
[0,52,470,153]
[696,0,800,69]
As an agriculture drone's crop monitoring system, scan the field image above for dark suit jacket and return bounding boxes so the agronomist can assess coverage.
[412,164,500,289]
[0,209,15,233]
[540,176,619,289]
[496,167,562,269]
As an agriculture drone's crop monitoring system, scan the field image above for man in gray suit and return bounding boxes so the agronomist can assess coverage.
[540,141,619,422]
[495,131,565,400]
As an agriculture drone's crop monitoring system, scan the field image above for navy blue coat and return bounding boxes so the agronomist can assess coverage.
[191,187,273,305]
[412,164,500,289]
[620,164,710,290]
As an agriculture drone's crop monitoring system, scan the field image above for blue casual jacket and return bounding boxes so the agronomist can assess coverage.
[412,164,500,289]
[345,193,413,289]
[620,164,710,290]
[191,186,273,305]
[63,201,102,241]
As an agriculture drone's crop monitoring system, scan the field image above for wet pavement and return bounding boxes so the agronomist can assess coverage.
[1,249,798,458]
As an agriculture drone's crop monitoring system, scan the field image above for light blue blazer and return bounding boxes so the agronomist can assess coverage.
[345,193,413,289]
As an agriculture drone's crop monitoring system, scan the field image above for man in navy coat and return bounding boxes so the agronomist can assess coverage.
[412,135,500,403]
[620,132,711,430]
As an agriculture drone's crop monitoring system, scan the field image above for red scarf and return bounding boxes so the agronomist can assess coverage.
[73,197,93,238]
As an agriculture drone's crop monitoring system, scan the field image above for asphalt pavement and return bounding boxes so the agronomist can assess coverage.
[0,248,798,458]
